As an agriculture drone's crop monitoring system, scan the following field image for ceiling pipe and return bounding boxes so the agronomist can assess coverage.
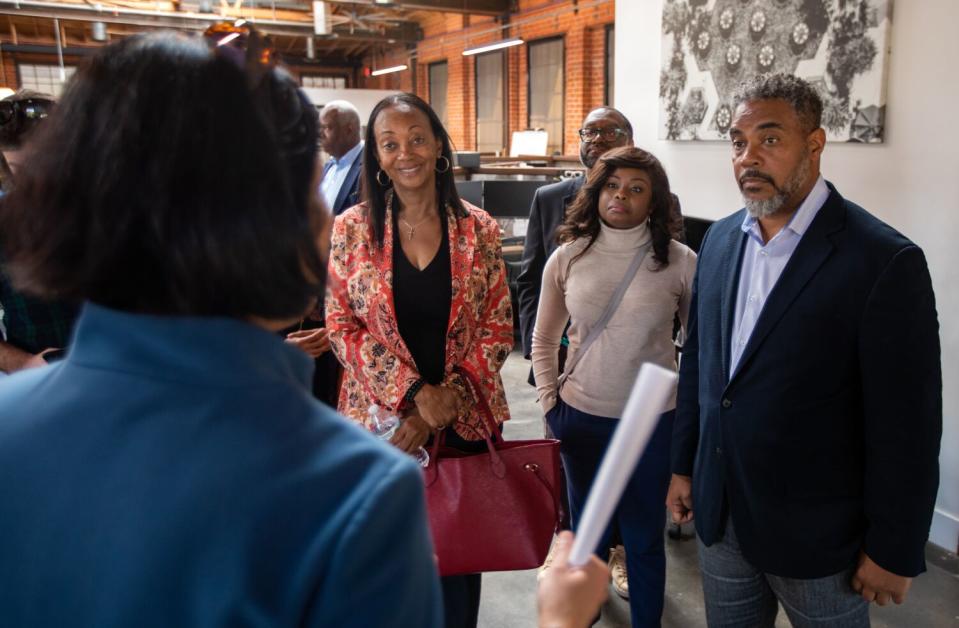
[53,17,65,81]
[0,0,316,36]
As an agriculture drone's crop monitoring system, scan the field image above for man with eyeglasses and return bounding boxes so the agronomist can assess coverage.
[516,106,636,597]
[0,90,79,376]
[518,107,634,373]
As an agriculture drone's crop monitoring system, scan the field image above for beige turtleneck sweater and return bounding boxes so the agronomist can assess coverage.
[531,221,696,418]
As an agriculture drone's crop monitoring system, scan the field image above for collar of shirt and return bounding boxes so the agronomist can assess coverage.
[727,175,829,379]
[332,141,363,170]
[740,175,830,247]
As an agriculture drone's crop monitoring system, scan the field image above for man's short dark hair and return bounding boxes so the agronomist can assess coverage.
[0,31,323,320]
[587,107,633,140]
[732,73,823,133]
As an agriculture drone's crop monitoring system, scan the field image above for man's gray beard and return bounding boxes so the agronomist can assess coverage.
[743,156,810,219]
[744,194,786,218]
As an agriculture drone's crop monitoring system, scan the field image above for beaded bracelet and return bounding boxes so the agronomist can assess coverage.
[404,378,426,404]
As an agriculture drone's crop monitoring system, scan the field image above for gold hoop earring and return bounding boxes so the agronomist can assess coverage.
[376,169,391,186]
[435,155,451,173]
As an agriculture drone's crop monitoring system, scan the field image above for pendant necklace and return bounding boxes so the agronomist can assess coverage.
[399,214,430,240]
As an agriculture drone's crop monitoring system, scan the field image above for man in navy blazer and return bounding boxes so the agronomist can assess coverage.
[667,74,941,626]
[286,100,364,403]
[318,100,363,216]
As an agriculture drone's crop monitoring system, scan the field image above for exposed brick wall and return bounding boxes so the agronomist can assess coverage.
[357,0,614,155]
[512,0,615,154]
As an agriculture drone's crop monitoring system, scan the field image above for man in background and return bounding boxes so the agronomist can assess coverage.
[284,99,364,404]
[517,106,634,372]
[318,99,363,216]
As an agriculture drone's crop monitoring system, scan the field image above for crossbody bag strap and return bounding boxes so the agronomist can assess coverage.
[558,240,653,387]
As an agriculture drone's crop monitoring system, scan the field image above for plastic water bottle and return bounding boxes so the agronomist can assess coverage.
[367,404,430,467]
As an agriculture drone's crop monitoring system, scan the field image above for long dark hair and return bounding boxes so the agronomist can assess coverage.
[0,31,323,320]
[361,93,466,247]
[556,146,680,269]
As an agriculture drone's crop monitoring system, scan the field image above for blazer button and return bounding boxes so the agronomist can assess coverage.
[716,447,723,456]
[721,398,732,409]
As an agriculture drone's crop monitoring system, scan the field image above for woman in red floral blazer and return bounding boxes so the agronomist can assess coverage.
[325,94,512,444]
[326,93,513,627]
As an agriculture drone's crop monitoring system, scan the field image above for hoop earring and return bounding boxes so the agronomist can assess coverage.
[376,169,391,186]
[435,155,451,173]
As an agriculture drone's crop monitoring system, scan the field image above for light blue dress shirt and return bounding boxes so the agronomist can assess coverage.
[729,175,830,377]
[320,140,363,210]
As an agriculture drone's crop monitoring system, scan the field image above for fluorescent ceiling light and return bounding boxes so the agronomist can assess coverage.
[216,32,241,46]
[462,38,524,56]
[371,64,408,76]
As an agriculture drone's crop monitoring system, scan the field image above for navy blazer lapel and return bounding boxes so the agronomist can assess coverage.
[719,220,748,382]
[333,157,362,215]
[730,187,845,383]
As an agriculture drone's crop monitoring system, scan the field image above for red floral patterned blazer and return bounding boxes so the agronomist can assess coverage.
[326,199,513,440]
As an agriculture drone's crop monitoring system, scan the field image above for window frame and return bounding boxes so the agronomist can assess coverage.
[526,36,566,155]
[300,74,348,89]
[428,60,450,129]
[605,24,615,106]
[473,49,508,154]
[15,63,77,98]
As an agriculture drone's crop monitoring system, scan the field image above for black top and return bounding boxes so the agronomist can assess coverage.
[392,211,452,385]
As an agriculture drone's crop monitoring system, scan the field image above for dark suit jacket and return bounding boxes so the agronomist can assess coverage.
[672,182,942,579]
[328,150,363,216]
[516,176,584,360]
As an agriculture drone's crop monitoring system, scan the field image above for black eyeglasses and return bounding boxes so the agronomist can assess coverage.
[0,98,54,127]
[203,21,314,159]
[577,127,628,142]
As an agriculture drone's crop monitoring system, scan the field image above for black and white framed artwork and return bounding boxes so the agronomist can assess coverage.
[659,0,892,142]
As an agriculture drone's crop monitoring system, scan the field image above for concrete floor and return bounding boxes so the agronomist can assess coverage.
[477,351,959,627]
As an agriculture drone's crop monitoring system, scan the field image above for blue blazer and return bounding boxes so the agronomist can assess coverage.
[0,304,442,627]
[673,182,941,579]
[328,154,363,216]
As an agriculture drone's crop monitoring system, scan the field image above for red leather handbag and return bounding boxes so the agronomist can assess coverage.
[424,367,563,576]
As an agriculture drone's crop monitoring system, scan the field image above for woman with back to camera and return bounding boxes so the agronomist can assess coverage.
[0,26,445,627]
[531,146,697,627]
[325,93,514,628]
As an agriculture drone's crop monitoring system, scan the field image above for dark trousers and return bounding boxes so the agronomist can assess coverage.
[547,398,674,628]
[441,574,481,628]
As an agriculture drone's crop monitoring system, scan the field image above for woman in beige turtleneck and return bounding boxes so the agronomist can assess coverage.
[531,146,696,628]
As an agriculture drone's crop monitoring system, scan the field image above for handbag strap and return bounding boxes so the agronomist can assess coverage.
[427,367,505,475]
[454,366,502,439]
[559,239,653,385]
